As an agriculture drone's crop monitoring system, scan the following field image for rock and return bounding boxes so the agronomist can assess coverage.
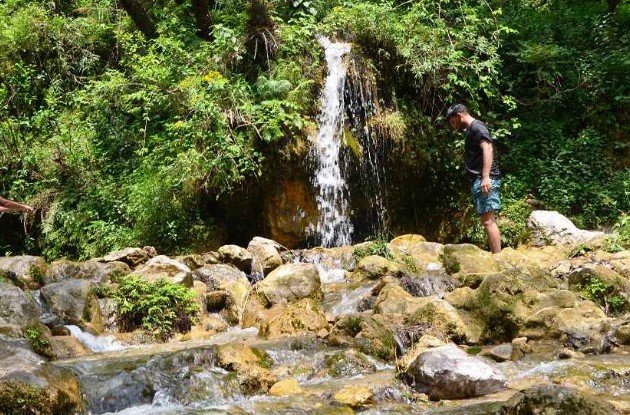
[405,296,474,343]
[193,264,248,290]
[218,245,253,273]
[49,336,90,359]
[527,210,606,247]
[221,281,251,325]
[40,279,102,332]
[397,335,446,371]
[259,298,329,339]
[567,265,629,313]
[399,274,459,298]
[299,245,357,271]
[482,343,523,362]
[269,379,302,396]
[323,349,377,378]
[389,236,444,272]
[329,314,398,361]
[0,282,40,335]
[609,250,630,278]
[493,248,543,276]
[247,237,283,275]
[176,254,206,270]
[441,244,499,285]
[558,348,584,359]
[255,263,321,306]
[500,384,617,415]
[207,290,229,312]
[614,322,630,345]
[0,335,84,413]
[401,343,507,400]
[373,283,424,316]
[553,301,611,352]
[0,255,46,289]
[215,344,276,394]
[333,386,374,408]
[101,246,156,267]
[351,255,401,281]
[44,259,130,284]
[132,255,192,287]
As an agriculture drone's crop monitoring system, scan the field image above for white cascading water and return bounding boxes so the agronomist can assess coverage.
[66,325,127,353]
[309,36,354,247]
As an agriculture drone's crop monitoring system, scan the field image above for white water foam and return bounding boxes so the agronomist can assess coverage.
[66,325,127,353]
[309,36,354,247]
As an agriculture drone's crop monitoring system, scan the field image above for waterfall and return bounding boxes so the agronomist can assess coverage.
[309,36,354,248]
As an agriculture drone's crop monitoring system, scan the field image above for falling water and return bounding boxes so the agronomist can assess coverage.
[309,36,354,247]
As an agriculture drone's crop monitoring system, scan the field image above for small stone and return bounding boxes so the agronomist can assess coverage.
[269,379,302,396]
[558,348,584,359]
[333,386,374,408]
[483,344,515,362]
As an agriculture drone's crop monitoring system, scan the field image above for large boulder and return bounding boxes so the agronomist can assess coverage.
[329,314,398,361]
[40,279,102,332]
[527,210,606,247]
[254,263,322,306]
[0,335,84,414]
[389,235,444,272]
[401,343,507,400]
[0,282,40,335]
[132,255,192,287]
[351,255,401,281]
[247,237,283,275]
[441,244,499,286]
[193,264,248,290]
[259,298,329,339]
[215,344,276,394]
[500,385,617,415]
[0,256,46,289]
[100,246,156,267]
[218,245,253,273]
[44,259,130,284]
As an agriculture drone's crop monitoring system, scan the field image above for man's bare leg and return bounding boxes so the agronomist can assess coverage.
[481,210,501,254]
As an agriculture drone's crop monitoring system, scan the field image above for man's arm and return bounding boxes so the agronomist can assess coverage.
[0,196,34,213]
[480,140,494,194]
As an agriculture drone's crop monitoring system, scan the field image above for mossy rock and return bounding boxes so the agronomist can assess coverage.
[329,314,398,362]
[0,380,53,415]
[441,244,499,280]
[323,349,377,378]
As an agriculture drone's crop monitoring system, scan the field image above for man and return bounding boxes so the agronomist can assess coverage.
[0,195,34,214]
[446,103,502,253]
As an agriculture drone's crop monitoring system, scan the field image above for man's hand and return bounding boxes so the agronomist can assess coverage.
[481,177,492,195]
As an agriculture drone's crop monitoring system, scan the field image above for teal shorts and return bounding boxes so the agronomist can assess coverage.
[471,176,501,215]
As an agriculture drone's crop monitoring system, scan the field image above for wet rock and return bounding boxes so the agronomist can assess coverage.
[222,281,251,325]
[329,314,398,361]
[193,264,248,290]
[0,282,40,335]
[101,246,156,267]
[269,379,302,396]
[401,343,507,400]
[0,255,46,289]
[44,259,130,284]
[0,335,84,413]
[527,210,606,247]
[255,263,322,306]
[323,349,377,378]
[49,336,90,359]
[132,255,193,287]
[351,255,401,281]
[373,283,424,316]
[405,296,474,343]
[218,244,253,273]
[558,348,584,359]
[500,384,617,415]
[442,244,499,286]
[400,274,459,298]
[247,237,283,275]
[613,321,630,345]
[397,335,446,371]
[216,344,276,394]
[299,245,357,271]
[389,235,444,272]
[259,298,329,339]
[40,279,102,332]
[333,386,374,408]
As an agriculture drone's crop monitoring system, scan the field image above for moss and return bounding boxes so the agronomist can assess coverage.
[466,345,482,355]
[251,347,274,369]
[23,324,56,359]
[0,380,53,415]
[28,264,44,287]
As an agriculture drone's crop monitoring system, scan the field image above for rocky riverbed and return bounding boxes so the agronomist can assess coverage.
[0,211,629,414]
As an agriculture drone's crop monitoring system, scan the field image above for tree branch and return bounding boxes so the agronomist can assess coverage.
[191,0,214,40]
[119,0,158,39]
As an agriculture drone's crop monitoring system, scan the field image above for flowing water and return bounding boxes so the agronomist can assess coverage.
[309,36,354,247]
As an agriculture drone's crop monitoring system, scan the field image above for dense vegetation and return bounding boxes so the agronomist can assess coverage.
[1,0,628,258]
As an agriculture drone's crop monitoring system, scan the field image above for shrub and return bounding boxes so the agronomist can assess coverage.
[113,276,199,341]
[353,238,393,261]
[604,213,630,253]
[576,276,628,315]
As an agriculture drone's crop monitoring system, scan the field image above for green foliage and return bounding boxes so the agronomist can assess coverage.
[0,380,53,415]
[113,276,199,341]
[577,276,628,315]
[353,238,393,261]
[23,324,55,359]
[604,213,630,253]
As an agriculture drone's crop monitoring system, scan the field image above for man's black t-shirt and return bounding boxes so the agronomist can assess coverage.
[464,119,501,179]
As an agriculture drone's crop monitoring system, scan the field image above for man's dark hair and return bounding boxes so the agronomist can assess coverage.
[446,103,468,120]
